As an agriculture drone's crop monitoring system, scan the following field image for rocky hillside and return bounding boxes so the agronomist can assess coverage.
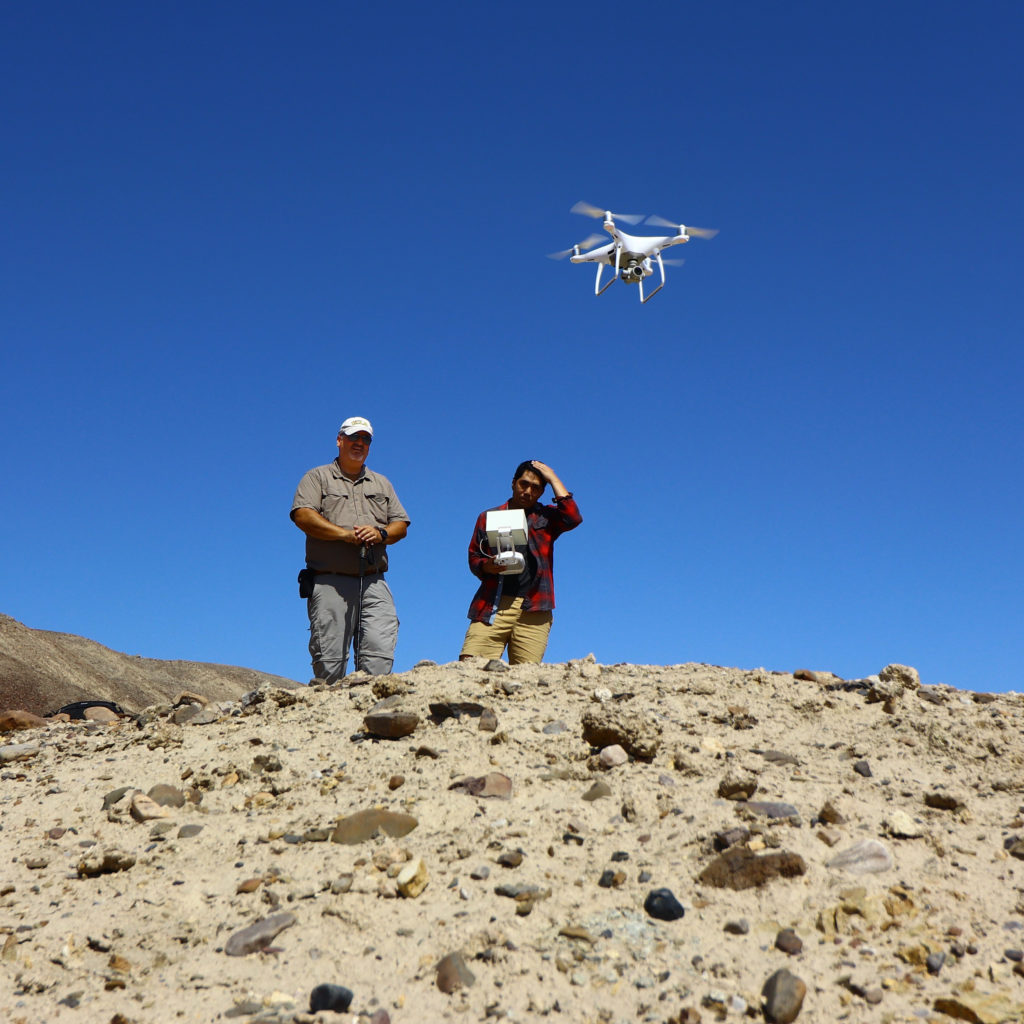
[0,614,299,715]
[2,657,1023,1023]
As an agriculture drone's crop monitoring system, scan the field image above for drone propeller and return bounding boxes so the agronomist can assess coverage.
[645,214,719,239]
[571,201,644,226]
[546,233,606,260]
[661,258,685,267]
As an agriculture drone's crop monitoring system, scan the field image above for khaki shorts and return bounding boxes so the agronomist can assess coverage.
[460,595,552,664]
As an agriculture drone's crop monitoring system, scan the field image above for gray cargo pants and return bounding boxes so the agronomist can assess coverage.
[307,573,399,682]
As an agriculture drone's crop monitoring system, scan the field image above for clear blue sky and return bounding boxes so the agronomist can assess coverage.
[2,3,1021,692]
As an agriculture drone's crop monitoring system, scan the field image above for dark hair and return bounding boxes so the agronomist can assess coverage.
[513,461,544,485]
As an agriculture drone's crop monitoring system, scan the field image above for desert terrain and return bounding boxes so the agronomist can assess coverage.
[3,643,1024,1023]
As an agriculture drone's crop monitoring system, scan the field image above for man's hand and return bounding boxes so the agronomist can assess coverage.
[352,523,385,545]
[530,461,569,499]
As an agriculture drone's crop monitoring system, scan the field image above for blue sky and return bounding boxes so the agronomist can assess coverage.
[2,3,1021,692]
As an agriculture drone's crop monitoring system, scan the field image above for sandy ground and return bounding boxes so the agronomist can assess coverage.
[3,657,1024,1024]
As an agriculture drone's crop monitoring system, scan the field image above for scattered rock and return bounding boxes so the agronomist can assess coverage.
[580,707,661,760]
[886,809,924,838]
[759,749,800,766]
[738,800,798,820]
[717,772,757,800]
[129,791,171,822]
[0,710,48,732]
[436,951,475,993]
[363,707,419,738]
[102,786,132,810]
[583,780,612,801]
[330,809,418,844]
[775,928,803,954]
[666,1010,702,1024]
[827,839,894,875]
[77,849,136,877]
[933,992,1024,1024]
[309,984,353,1012]
[879,663,920,691]
[818,800,846,825]
[599,744,629,768]
[224,912,296,956]
[713,828,750,851]
[449,772,512,799]
[83,705,121,722]
[697,847,807,890]
[0,742,39,763]
[396,858,429,898]
[428,701,485,724]
[147,784,186,808]
[762,968,806,1023]
[925,791,967,812]
[173,690,209,707]
[643,888,685,921]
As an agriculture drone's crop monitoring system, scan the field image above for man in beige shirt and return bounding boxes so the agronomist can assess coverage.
[291,417,410,682]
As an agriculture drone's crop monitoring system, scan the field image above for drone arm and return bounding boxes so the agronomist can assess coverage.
[640,252,666,304]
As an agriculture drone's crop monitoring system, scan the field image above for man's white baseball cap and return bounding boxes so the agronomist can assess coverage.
[339,416,373,437]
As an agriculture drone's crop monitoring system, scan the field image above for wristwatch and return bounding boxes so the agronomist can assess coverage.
[378,527,389,544]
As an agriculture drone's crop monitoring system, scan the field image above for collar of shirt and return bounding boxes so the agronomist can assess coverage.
[333,458,367,483]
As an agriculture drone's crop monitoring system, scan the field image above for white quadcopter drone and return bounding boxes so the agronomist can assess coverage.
[550,201,718,303]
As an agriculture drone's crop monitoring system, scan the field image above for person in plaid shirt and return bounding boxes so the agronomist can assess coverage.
[459,460,582,664]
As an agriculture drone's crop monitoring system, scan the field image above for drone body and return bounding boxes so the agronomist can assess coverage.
[551,202,717,303]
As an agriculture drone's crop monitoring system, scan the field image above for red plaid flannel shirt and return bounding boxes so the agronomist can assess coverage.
[466,495,582,623]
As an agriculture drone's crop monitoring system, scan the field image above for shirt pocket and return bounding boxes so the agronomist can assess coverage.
[322,489,351,523]
[365,492,388,525]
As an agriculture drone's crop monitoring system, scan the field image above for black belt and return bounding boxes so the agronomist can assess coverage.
[314,568,385,577]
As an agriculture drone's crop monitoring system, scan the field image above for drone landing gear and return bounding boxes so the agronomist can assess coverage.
[593,244,622,296]
[639,253,666,304]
